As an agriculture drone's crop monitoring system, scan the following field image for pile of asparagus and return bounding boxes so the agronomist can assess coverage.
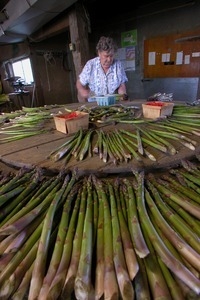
[0,105,62,143]
[0,159,199,299]
[48,114,200,165]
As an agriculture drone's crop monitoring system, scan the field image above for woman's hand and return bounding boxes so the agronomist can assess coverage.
[118,83,128,100]
[122,93,128,100]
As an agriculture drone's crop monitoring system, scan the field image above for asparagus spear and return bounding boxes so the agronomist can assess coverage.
[151,213,199,283]
[134,256,151,300]
[11,262,34,300]
[119,180,128,221]
[113,130,132,161]
[0,186,25,209]
[28,176,69,300]
[106,132,124,163]
[119,129,156,161]
[73,130,94,161]
[114,178,139,280]
[47,179,86,299]
[0,185,59,235]
[93,176,119,299]
[134,170,200,294]
[136,128,144,155]
[102,133,108,163]
[135,125,177,155]
[108,182,134,299]
[93,184,104,300]
[94,129,103,159]
[61,185,86,300]
[146,179,200,253]
[147,174,200,219]
[145,182,200,272]
[152,227,185,300]
[0,172,64,230]
[0,168,34,196]
[3,240,39,299]
[70,128,84,155]
[161,192,200,237]
[117,132,143,162]
[141,221,172,300]
[74,176,94,299]
[0,169,42,224]
[120,128,168,153]
[161,173,200,205]
[38,183,78,299]
[123,178,149,258]
[47,130,80,159]
[0,218,44,286]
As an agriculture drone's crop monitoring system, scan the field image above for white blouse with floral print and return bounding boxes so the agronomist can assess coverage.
[79,57,128,96]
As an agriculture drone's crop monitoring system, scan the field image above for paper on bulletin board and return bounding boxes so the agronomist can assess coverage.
[125,46,135,70]
[192,52,200,57]
[148,52,156,65]
[162,53,170,62]
[116,47,126,60]
[124,60,135,71]
[184,55,190,64]
[176,51,183,65]
[126,46,135,60]
[117,46,135,71]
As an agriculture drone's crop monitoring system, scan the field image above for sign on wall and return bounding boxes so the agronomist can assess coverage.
[121,30,137,47]
[117,30,137,71]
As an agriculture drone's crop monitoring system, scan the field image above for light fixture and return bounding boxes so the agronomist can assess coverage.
[69,43,76,51]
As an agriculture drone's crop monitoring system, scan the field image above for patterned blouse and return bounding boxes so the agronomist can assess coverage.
[79,57,128,96]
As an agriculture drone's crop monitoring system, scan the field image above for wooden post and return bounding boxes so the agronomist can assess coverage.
[68,2,90,79]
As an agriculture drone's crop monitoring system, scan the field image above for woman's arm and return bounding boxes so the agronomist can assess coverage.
[117,83,128,100]
[117,83,127,94]
[76,79,90,102]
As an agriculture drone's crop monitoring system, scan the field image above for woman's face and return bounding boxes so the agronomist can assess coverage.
[98,50,115,70]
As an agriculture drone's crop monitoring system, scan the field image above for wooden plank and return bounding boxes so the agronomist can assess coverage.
[1,138,199,177]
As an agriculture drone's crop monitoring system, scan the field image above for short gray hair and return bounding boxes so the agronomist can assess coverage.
[96,36,117,53]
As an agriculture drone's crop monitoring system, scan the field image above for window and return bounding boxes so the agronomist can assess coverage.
[12,58,34,85]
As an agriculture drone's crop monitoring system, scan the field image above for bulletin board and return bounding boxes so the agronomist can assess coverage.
[144,29,200,78]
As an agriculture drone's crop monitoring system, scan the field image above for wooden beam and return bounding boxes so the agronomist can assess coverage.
[68,2,90,79]
[30,13,70,42]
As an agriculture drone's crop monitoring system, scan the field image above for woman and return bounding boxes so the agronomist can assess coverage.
[76,36,128,102]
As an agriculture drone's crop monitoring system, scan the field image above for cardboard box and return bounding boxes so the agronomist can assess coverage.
[54,111,89,134]
[142,102,174,119]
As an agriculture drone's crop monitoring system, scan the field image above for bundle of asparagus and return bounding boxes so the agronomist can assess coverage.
[0,161,199,299]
